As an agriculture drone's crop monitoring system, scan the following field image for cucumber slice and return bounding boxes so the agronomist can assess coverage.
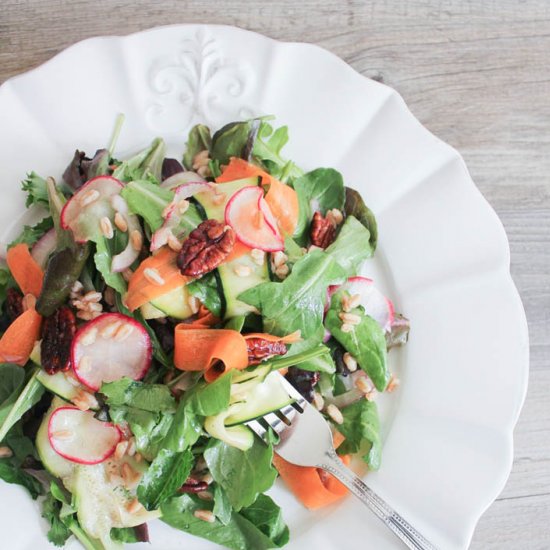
[194,176,270,319]
[149,284,194,319]
[140,301,166,320]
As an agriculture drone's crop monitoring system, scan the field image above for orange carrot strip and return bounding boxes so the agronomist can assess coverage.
[180,305,220,329]
[217,158,298,236]
[225,240,252,263]
[173,327,248,382]
[6,244,44,297]
[273,452,350,509]
[0,307,42,366]
[126,248,189,311]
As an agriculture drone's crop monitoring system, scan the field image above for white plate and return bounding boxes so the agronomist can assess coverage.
[0,25,528,550]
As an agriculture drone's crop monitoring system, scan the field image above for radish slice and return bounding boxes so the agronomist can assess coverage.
[110,195,143,272]
[48,406,121,465]
[328,276,395,332]
[31,228,57,268]
[72,313,152,391]
[150,182,215,251]
[61,176,123,243]
[225,186,284,252]
[161,171,206,190]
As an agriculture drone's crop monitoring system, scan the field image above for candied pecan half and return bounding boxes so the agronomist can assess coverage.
[246,338,287,365]
[178,477,209,494]
[41,306,76,374]
[177,219,235,277]
[6,288,24,321]
[310,211,336,248]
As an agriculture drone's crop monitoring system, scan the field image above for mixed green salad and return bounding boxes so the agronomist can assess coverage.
[0,116,409,549]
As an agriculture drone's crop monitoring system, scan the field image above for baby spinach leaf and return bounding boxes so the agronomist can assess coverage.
[211,121,253,165]
[0,370,45,443]
[324,294,389,391]
[137,448,194,511]
[337,399,382,470]
[187,273,223,317]
[101,378,176,413]
[213,484,232,525]
[292,168,345,241]
[113,138,166,183]
[162,493,289,550]
[239,494,289,547]
[344,186,378,250]
[325,215,373,276]
[239,250,345,338]
[183,124,212,169]
[204,438,277,511]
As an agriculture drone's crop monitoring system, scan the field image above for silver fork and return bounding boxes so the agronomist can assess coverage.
[246,374,439,550]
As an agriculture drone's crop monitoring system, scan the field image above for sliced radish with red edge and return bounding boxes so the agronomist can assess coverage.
[225,186,284,252]
[31,228,57,268]
[61,176,124,243]
[150,182,215,251]
[72,313,152,392]
[161,171,206,190]
[48,406,121,465]
[328,276,395,331]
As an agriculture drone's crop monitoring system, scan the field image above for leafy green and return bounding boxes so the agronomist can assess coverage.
[239,250,345,338]
[94,236,127,295]
[292,168,345,241]
[239,494,289,547]
[224,315,246,332]
[204,438,277,511]
[0,458,43,499]
[337,399,382,470]
[42,490,72,546]
[110,527,141,543]
[121,179,172,231]
[211,121,253,165]
[325,215,374,275]
[9,217,54,249]
[345,186,378,250]
[45,177,72,250]
[0,370,45,443]
[137,448,194,510]
[324,293,389,391]
[162,493,289,549]
[0,364,26,426]
[183,124,212,169]
[213,483,232,525]
[0,268,13,312]
[187,273,223,317]
[101,378,176,413]
[21,172,49,207]
[113,138,166,183]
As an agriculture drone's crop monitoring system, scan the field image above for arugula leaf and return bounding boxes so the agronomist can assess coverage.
[187,273,223,317]
[345,186,378,250]
[0,370,45,443]
[137,448,194,510]
[292,168,345,241]
[239,494,289,547]
[113,138,166,183]
[162,493,289,550]
[101,378,176,413]
[325,215,374,275]
[94,236,127,295]
[0,364,26,426]
[42,490,72,546]
[183,124,212,169]
[21,172,49,207]
[9,217,54,249]
[337,399,382,470]
[324,293,389,391]
[204,438,277,511]
[239,250,345,338]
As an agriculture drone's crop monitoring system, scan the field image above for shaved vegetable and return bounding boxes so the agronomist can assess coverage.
[174,327,248,382]
[0,307,42,365]
[6,243,44,297]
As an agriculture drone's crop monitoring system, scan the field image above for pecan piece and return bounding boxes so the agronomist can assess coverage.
[177,219,235,277]
[6,288,24,321]
[246,338,287,365]
[178,477,209,494]
[41,306,76,374]
[310,211,336,248]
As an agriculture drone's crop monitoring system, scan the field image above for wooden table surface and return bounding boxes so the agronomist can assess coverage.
[2,1,549,548]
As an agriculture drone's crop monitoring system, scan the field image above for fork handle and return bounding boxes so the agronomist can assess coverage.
[318,448,439,550]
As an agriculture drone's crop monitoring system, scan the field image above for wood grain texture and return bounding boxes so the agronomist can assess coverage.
[1,1,549,548]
